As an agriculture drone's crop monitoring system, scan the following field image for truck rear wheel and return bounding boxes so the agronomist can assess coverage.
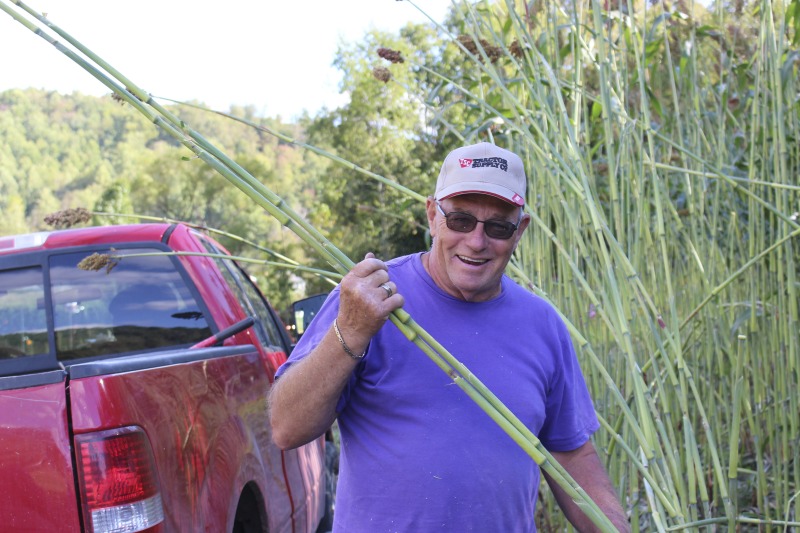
[232,483,267,533]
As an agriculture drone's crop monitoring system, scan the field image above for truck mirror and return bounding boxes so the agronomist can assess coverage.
[292,293,328,339]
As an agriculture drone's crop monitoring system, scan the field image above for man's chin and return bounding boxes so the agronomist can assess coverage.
[451,278,500,302]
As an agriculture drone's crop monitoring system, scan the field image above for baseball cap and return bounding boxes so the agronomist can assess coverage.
[434,142,526,207]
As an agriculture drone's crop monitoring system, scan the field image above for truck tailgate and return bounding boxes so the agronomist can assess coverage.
[67,345,295,532]
[0,370,82,530]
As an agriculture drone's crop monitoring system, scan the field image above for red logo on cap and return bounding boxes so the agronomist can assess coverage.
[459,158,473,168]
[511,194,525,206]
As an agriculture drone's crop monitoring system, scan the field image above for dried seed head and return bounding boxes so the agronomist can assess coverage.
[456,35,503,63]
[43,207,92,229]
[510,40,524,59]
[457,35,479,55]
[77,252,120,273]
[373,67,392,83]
[377,47,404,64]
[484,44,503,63]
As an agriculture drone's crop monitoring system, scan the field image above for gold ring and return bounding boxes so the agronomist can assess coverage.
[381,283,393,298]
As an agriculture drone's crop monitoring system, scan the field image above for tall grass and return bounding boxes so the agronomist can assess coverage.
[408,0,798,529]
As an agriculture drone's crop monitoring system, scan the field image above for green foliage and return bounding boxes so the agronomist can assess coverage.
[0,89,156,229]
[302,25,448,272]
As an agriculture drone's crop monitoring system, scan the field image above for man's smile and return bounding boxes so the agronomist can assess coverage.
[456,255,489,266]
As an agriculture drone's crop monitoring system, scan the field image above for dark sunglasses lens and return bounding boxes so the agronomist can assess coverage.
[446,213,478,233]
[484,222,516,239]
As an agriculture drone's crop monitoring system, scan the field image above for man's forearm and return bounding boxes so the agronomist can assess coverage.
[269,327,361,449]
[547,442,630,532]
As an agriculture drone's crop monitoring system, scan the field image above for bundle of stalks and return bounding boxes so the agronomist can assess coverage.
[0,1,622,530]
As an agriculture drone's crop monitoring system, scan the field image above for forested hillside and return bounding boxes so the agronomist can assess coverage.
[1,88,150,233]
[0,88,308,233]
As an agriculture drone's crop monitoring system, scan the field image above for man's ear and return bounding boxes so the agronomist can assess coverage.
[426,197,438,238]
[511,212,531,251]
[517,212,531,235]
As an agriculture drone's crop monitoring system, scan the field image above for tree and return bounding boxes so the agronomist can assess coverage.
[302,23,457,272]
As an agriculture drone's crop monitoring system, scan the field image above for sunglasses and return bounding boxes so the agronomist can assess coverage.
[435,201,521,240]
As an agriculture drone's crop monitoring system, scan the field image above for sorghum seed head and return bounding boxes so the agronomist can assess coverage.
[377,47,404,64]
[77,252,120,273]
[43,207,92,229]
[373,67,392,83]
[456,35,503,63]
[510,40,524,58]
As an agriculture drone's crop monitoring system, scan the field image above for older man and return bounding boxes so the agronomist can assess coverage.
[269,142,629,532]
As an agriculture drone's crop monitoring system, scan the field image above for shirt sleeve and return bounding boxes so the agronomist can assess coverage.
[537,312,600,451]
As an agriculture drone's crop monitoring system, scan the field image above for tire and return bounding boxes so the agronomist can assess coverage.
[232,483,267,533]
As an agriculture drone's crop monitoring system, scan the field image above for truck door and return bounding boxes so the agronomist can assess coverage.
[205,244,326,533]
[225,261,327,531]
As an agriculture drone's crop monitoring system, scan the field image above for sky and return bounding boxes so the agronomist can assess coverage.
[0,1,452,121]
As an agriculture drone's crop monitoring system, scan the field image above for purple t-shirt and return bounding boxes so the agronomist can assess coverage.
[277,253,599,532]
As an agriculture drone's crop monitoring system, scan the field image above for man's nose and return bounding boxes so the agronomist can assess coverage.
[463,221,489,248]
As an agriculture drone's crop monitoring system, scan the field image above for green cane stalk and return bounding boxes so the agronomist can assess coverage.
[89,251,343,281]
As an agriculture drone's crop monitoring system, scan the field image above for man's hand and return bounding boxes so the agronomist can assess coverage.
[269,253,403,450]
[336,252,404,356]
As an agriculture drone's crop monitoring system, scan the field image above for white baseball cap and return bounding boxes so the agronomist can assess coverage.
[434,142,527,207]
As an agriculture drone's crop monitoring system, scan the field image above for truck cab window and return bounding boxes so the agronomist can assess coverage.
[0,267,50,359]
[49,249,212,360]
[195,237,286,352]
[236,266,286,345]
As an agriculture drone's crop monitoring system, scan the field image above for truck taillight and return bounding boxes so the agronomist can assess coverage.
[75,426,165,533]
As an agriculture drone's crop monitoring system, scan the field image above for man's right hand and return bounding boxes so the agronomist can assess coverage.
[335,252,404,357]
[269,253,403,450]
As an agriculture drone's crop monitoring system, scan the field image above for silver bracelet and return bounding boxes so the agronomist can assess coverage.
[333,318,366,360]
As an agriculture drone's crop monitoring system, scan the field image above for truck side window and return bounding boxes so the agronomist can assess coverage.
[0,267,50,359]
[49,248,213,360]
[236,266,286,346]
[195,238,286,352]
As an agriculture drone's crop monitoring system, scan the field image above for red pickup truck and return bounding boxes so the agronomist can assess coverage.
[0,222,333,533]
